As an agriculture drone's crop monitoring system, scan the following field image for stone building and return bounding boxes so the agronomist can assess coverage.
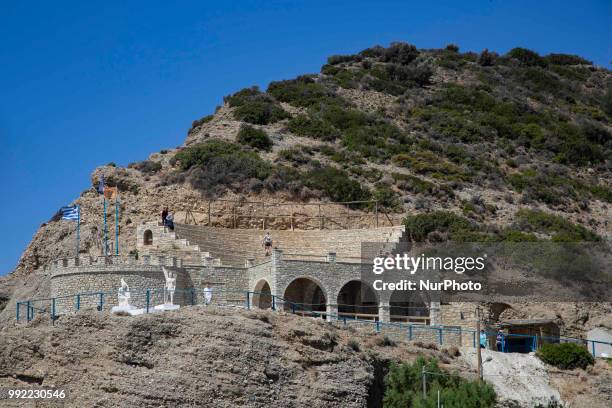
[43,220,491,346]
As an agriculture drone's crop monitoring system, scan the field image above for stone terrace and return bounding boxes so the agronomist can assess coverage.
[170,223,405,266]
[136,222,405,266]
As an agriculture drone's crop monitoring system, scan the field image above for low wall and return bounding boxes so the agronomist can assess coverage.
[50,264,191,315]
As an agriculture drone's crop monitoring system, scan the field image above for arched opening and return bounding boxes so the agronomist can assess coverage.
[390,290,430,324]
[337,280,379,320]
[143,230,153,246]
[283,277,326,316]
[252,279,272,309]
[489,302,513,323]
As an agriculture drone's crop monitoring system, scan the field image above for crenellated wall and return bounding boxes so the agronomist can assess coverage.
[49,255,192,314]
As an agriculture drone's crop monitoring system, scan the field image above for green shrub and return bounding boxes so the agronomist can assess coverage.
[277,145,312,165]
[445,44,459,52]
[392,173,436,194]
[190,114,214,131]
[551,65,591,82]
[288,114,341,141]
[384,63,434,86]
[403,211,482,242]
[478,49,496,66]
[553,122,605,165]
[381,42,419,65]
[438,50,471,70]
[174,140,242,170]
[328,67,364,89]
[320,63,341,75]
[317,104,370,130]
[499,229,539,242]
[224,86,261,106]
[358,45,385,58]
[521,67,564,94]
[372,185,400,210]
[384,357,496,408]
[225,86,290,125]
[603,87,612,116]
[174,139,272,195]
[349,166,383,182]
[187,153,272,195]
[515,209,600,242]
[507,47,546,67]
[327,54,357,65]
[128,160,162,174]
[267,75,346,108]
[392,151,470,182]
[536,343,594,370]
[304,166,370,203]
[237,125,273,151]
[347,339,360,352]
[545,53,591,66]
[234,100,290,125]
[176,141,272,195]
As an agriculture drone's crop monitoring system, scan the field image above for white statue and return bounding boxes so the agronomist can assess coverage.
[118,278,131,307]
[203,283,213,305]
[162,266,177,305]
[112,277,143,315]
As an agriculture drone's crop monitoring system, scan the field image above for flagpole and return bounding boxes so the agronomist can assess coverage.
[115,196,119,256]
[76,205,80,257]
[103,197,108,256]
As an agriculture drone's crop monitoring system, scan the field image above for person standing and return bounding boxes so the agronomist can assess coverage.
[161,207,169,225]
[165,212,174,230]
[480,329,488,349]
[496,329,504,352]
[262,231,273,256]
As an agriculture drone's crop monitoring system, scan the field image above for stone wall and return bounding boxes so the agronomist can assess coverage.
[193,264,249,306]
[49,256,192,315]
[41,234,484,350]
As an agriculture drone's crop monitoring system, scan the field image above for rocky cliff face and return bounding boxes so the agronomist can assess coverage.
[0,307,382,407]
[1,306,610,408]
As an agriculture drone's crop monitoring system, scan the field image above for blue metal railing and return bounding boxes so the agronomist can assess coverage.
[15,288,612,357]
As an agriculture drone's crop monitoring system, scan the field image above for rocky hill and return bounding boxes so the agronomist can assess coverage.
[1,42,611,329]
[1,306,610,407]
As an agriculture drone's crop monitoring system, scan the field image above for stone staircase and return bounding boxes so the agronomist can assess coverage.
[174,224,405,266]
[137,222,406,267]
[137,223,209,265]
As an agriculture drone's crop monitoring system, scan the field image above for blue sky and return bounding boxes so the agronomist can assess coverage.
[0,0,610,275]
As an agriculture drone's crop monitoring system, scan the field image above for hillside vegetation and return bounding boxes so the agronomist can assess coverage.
[175,42,611,241]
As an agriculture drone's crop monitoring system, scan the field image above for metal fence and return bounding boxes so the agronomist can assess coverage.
[16,288,612,357]
[173,198,398,230]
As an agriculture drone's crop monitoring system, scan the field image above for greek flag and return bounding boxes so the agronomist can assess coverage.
[61,206,79,221]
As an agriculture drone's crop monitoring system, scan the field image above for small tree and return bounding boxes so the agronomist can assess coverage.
[384,357,496,408]
[507,47,546,67]
[478,49,496,66]
[445,44,459,52]
[237,125,273,151]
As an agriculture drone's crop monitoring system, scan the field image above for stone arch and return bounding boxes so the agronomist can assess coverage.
[389,290,430,323]
[336,280,379,319]
[282,277,327,315]
[143,229,153,246]
[252,279,272,309]
[489,302,513,322]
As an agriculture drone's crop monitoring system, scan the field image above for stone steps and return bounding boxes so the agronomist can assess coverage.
[174,224,405,267]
